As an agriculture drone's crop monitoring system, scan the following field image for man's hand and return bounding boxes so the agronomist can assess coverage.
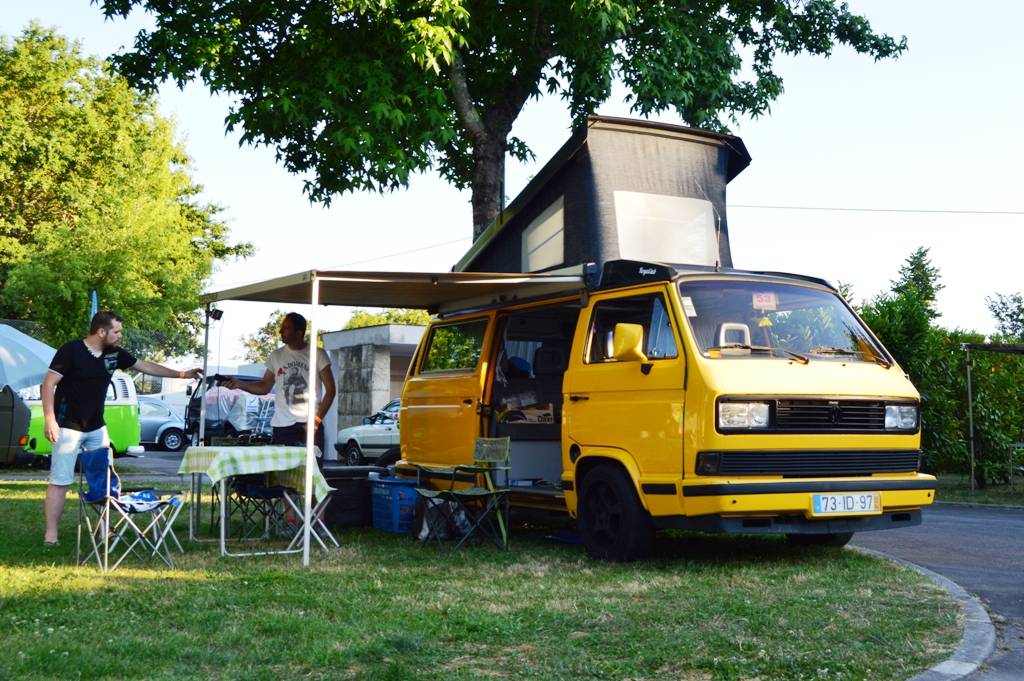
[44,416,61,444]
[182,368,203,380]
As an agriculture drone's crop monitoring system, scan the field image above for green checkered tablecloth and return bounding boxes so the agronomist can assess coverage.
[180,446,332,501]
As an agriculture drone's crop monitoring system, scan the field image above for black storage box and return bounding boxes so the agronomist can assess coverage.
[320,465,388,529]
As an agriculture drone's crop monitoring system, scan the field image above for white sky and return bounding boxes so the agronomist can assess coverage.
[3,1,1022,365]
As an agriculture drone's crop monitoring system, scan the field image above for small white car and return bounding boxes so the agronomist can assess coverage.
[335,399,400,466]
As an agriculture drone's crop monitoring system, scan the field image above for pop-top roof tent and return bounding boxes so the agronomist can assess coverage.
[455,115,751,275]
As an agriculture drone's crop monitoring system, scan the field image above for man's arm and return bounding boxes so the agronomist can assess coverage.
[132,360,203,380]
[223,370,274,395]
[315,364,337,429]
[41,370,63,443]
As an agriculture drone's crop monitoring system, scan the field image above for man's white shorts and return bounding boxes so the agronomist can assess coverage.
[48,427,110,486]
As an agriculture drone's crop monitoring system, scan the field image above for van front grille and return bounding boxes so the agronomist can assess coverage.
[775,399,887,432]
[715,450,921,476]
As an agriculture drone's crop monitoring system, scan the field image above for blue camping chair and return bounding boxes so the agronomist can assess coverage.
[76,447,186,572]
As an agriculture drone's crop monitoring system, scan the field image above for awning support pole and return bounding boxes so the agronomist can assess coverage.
[303,276,320,567]
[198,305,213,447]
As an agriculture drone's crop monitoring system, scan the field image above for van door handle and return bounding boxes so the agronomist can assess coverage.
[463,399,473,405]
[569,394,589,402]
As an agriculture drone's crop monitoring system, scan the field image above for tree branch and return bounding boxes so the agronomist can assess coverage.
[446,49,488,147]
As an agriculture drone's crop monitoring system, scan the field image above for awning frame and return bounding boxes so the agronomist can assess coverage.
[197,267,585,566]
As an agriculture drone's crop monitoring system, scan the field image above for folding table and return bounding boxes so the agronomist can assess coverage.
[179,445,337,557]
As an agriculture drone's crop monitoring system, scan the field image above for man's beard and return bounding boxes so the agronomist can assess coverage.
[101,338,119,351]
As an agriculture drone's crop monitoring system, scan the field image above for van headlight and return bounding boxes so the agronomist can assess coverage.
[718,402,770,430]
[885,405,918,430]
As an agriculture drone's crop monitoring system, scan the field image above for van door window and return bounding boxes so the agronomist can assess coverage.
[134,373,163,396]
[586,293,679,363]
[420,319,488,372]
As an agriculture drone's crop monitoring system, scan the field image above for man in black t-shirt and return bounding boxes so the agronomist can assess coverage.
[41,311,202,546]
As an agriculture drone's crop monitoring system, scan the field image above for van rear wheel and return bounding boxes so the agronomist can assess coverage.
[578,464,653,561]
[786,532,854,548]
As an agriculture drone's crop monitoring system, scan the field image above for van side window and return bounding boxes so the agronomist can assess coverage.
[587,294,679,363]
[134,373,163,396]
[420,319,488,372]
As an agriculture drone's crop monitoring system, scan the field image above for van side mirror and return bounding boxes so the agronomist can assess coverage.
[186,385,193,396]
[612,323,648,363]
[362,416,372,425]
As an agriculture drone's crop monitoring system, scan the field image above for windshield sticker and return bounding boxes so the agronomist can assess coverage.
[752,292,778,311]
[681,296,697,317]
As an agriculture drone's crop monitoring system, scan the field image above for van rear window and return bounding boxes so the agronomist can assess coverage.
[421,319,488,372]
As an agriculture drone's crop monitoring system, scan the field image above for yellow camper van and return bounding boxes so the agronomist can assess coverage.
[400,260,935,560]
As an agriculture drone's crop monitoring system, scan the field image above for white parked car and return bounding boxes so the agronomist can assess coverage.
[335,399,400,466]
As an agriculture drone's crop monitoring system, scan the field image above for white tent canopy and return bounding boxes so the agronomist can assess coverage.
[199,268,585,565]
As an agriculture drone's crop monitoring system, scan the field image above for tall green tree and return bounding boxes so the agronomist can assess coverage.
[239,310,287,363]
[345,308,431,329]
[985,292,1024,340]
[891,246,944,319]
[99,0,906,237]
[860,247,1024,487]
[0,25,251,353]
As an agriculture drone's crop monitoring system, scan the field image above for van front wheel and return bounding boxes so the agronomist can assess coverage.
[578,464,653,561]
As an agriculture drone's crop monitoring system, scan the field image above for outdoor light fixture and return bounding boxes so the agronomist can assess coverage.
[209,308,224,321]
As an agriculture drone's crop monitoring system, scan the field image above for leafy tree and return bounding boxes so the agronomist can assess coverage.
[99,0,906,237]
[345,308,431,329]
[985,292,1024,340]
[891,246,943,319]
[861,248,1024,488]
[0,25,251,351]
[240,310,287,363]
[835,281,855,305]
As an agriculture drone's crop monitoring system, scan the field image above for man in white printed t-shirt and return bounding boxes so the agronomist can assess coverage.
[225,312,336,462]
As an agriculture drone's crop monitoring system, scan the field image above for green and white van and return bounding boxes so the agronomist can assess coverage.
[22,370,144,457]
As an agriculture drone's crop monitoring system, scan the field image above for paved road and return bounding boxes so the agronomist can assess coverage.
[123,448,186,477]
[853,504,1024,680]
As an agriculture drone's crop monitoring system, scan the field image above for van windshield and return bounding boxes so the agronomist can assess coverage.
[678,279,888,365]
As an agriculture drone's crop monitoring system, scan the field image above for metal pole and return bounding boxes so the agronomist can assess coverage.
[198,305,211,447]
[965,345,976,493]
[303,276,320,567]
[189,305,213,541]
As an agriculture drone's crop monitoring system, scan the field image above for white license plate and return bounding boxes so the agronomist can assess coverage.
[810,492,881,516]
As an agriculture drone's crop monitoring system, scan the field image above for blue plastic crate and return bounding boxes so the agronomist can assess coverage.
[370,476,419,534]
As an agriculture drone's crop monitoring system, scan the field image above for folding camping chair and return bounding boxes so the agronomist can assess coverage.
[282,488,340,552]
[413,437,510,551]
[225,474,294,541]
[76,447,186,572]
[216,475,337,553]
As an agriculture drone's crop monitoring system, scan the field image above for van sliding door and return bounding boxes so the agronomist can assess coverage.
[402,315,492,465]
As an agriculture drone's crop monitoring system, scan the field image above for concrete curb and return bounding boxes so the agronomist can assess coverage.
[933,500,1024,512]
[851,546,995,681]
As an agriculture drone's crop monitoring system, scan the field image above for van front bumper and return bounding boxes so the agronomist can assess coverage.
[659,476,936,527]
[653,509,921,534]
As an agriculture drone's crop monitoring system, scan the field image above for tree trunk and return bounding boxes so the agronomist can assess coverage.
[471,139,505,241]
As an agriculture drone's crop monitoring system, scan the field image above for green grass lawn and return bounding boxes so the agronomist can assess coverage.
[935,474,1024,505]
[0,481,960,681]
